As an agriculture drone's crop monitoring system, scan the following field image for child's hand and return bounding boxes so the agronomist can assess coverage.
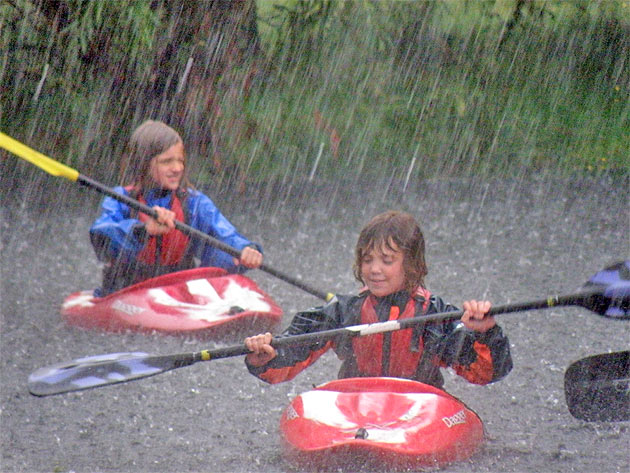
[461,300,495,332]
[234,246,263,269]
[245,332,277,367]
[145,206,176,235]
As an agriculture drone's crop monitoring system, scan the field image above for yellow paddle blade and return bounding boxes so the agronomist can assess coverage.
[0,131,79,181]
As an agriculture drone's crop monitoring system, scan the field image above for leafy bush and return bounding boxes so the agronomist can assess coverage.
[1,0,627,186]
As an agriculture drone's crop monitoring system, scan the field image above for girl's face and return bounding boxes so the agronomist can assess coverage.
[360,241,406,297]
[150,141,185,190]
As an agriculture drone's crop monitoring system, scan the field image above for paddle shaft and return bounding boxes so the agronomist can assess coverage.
[75,290,600,369]
[204,289,604,361]
[28,286,621,397]
[0,131,331,301]
[78,174,330,300]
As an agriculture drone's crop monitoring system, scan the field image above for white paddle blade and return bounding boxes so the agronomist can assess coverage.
[28,352,158,396]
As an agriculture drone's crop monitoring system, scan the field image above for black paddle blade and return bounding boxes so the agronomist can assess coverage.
[580,261,630,318]
[28,352,196,396]
[564,351,630,422]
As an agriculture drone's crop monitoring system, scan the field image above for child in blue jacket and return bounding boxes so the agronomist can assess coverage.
[90,120,263,296]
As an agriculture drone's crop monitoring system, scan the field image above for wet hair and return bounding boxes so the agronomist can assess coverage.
[353,211,428,293]
[119,120,189,191]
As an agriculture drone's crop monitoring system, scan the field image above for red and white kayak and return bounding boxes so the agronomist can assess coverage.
[61,267,283,339]
[280,377,485,470]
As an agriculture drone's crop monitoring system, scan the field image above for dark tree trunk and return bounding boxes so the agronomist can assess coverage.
[497,0,528,50]
[141,0,263,181]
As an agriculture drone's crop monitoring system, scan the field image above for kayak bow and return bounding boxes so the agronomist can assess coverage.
[61,267,283,339]
[280,377,484,469]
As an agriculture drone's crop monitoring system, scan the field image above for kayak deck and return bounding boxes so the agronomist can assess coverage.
[61,267,283,339]
[280,377,485,470]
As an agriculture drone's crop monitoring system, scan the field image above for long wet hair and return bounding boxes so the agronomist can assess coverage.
[119,120,190,192]
[353,211,428,293]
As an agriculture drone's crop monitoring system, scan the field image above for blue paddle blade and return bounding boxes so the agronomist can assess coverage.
[28,352,159,396]
[582,261,630,318]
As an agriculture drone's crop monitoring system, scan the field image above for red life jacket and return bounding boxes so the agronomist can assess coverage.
[352,287,431,378]
[133,190,190,266]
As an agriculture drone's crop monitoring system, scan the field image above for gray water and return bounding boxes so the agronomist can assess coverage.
[1,175,628,473]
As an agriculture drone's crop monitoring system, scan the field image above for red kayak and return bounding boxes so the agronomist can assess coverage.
[61,267,283,339]
[280,377,484,470]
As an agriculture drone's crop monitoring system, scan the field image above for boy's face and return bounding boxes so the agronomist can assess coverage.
[150,141,185,190]
[360,241,406,297]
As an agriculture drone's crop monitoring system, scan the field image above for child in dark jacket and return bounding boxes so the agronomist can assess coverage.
[245,210,512,388]
[90,120,263,296]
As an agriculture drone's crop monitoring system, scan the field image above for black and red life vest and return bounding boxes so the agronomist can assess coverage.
[352,287,431,378]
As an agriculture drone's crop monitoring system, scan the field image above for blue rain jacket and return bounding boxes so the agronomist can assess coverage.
[90,186,261,274]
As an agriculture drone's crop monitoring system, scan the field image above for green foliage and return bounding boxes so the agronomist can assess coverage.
[247,0,629,180]
[1,0,628,186]
[1,0,163,173]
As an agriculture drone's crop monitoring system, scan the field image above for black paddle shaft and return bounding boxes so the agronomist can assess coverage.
[78,174,330,301]
[27,285,624,397]
[109,289,612,372]
[206,289,609,361]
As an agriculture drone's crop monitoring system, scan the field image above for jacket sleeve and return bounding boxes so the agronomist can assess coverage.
[89,187,146,262]
[423,295,513,385]
[187,190,262,273]
[245,298,345,384]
